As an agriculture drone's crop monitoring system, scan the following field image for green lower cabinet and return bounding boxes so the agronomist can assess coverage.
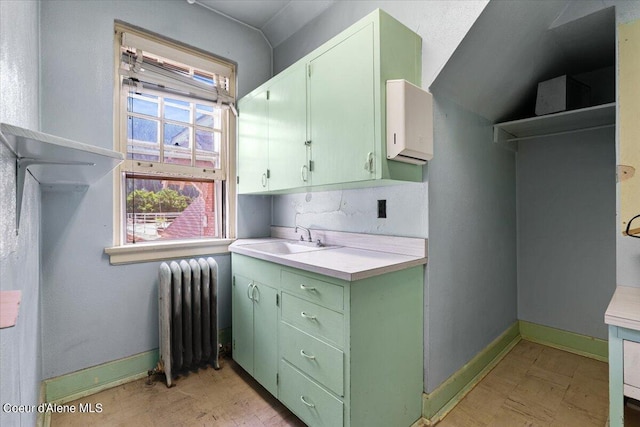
[231,274,255,374]
[279,321,344,396]
[231,272,279,397]
[279,360,344,427]
[231,253,424,427]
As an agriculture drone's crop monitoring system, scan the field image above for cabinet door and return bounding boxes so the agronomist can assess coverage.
[238,91,269,193]
[620,19,640,236]
[232,275,254,373]
[252,282,279,397]
[268,66,308,191]
[308,24,375,186]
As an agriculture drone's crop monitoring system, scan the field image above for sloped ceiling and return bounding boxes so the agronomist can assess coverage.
[194,0,335,47]
[430,1,615,123]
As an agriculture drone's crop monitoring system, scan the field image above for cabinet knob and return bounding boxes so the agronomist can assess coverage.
[301,165,308,182]
[300,284,316,291]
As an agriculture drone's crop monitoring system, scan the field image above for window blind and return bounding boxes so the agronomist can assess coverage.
[117,28,232,181]
[120,31,234,105]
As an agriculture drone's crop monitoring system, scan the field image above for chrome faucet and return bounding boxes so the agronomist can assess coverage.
[295,226,312,242]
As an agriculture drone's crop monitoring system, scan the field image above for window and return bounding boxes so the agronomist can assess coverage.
[107,24,236,263]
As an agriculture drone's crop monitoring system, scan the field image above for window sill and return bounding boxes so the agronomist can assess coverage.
[105,238,234,265]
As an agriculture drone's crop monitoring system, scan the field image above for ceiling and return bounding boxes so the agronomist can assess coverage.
[193,0,336,47]
[430,1,615,123]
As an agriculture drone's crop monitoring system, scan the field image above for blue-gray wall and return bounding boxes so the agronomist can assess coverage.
[517,128,616,340]
[5,0,639,414]
[427,97,517,391]
[0,1,42,426]
[38,0,271,379]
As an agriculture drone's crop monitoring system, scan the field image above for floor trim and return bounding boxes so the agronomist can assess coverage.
[519,320,608,362]
[419,320,609,424]
[421,321,521,424]
[42,327,232,404]
[43,349,159,404]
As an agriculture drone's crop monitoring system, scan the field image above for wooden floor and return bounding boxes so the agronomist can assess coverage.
[50,340,640,427]
[439,339,631,427]
[50,356,305,427]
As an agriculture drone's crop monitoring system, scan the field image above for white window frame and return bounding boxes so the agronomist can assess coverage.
[121,87,227,180]
[106,23,237,265]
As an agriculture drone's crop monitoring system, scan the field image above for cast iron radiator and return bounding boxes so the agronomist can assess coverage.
[156,257,220,387]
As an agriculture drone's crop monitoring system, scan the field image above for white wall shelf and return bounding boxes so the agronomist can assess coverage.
[0,123,124,232]
[493,102,616,144]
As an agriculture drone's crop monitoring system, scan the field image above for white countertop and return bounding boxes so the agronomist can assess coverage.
[229,237,427,281]
[605,286,640,331]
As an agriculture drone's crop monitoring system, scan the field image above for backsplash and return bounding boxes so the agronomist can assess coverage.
[271,181,428,238]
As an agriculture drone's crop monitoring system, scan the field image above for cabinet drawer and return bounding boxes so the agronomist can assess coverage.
[281,270,344,311]
[279,360,343,427]
[280,321,344,396]
[624,340,640,389]
[281,293,344,347]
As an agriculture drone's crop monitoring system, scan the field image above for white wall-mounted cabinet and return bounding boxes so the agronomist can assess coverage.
[386,79,433,164]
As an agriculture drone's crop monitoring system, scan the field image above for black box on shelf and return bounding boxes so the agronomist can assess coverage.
[535,75,591,116]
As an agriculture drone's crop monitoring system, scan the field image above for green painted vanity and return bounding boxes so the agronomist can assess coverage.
[230,229,426,427]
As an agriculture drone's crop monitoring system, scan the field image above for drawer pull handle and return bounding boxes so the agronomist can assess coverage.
[301,311,317,320]
[300,349,316,360]
[300,284,316,291]
[300,396,315,408]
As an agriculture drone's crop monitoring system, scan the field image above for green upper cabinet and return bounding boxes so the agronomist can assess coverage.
[237,90,268,193]
[268,65,308,191]
[237,9,423,194]
[308,24,375,186]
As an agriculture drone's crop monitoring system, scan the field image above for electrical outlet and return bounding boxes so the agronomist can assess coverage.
[378,200,387,218]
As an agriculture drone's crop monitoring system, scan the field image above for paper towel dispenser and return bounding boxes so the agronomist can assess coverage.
[386,79,433,164]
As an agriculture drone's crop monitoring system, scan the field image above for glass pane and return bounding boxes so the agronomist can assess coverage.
[195,112,214,129]
[128,116,158,142]
[194,71,214,86]
[195,130,220,169]
[164,123,191,165]
[196,104,213,112]
[125,176,217,243]
[164,123,190,147]
[164,104,190,123]
[165,98,189,107]
[127,117,159,161]
[128,96,159,117]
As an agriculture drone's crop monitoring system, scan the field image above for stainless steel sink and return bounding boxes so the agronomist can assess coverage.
[242,240,336,255]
